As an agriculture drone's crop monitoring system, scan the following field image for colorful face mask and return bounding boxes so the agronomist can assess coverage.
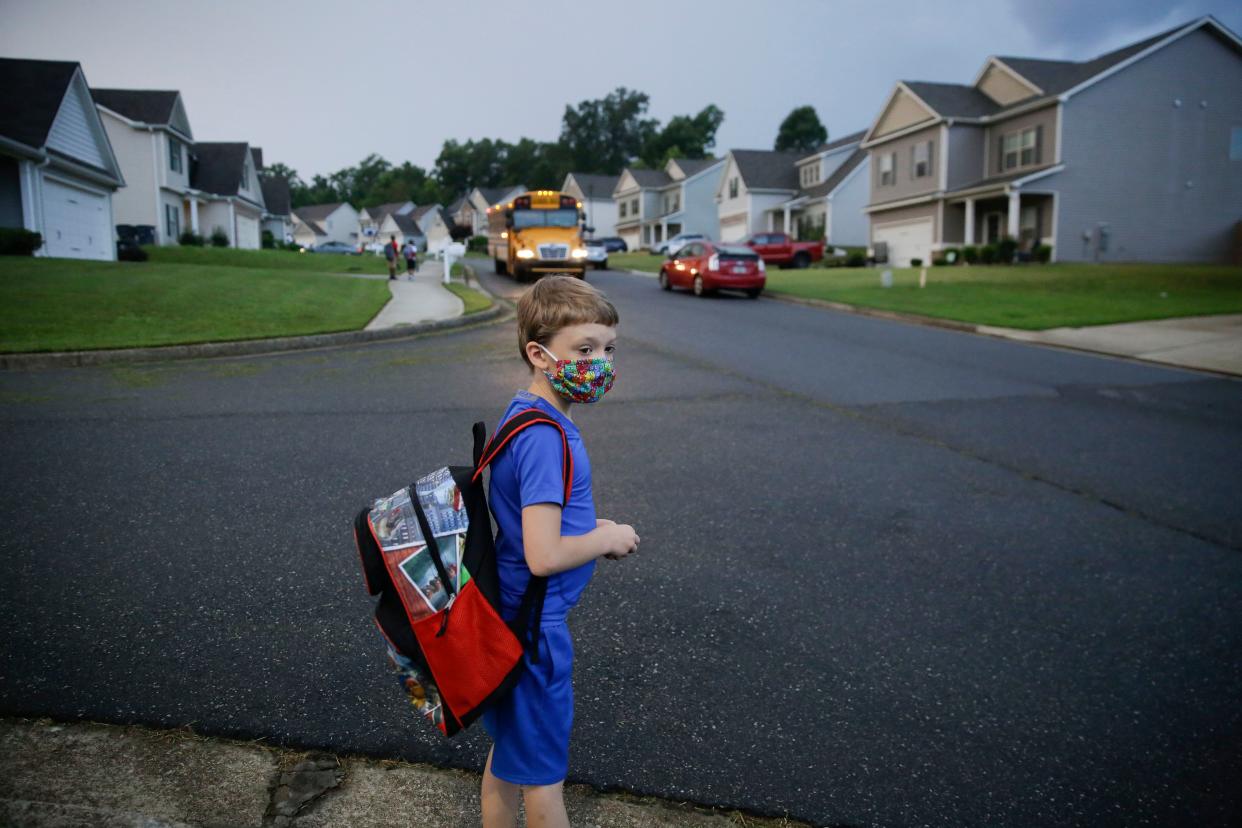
[538,344,616,404]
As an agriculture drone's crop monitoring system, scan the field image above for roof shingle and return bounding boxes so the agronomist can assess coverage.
[91,88,180,125]
[0,57,80,149]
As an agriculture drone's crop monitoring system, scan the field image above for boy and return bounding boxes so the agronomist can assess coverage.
[481,275,639,828]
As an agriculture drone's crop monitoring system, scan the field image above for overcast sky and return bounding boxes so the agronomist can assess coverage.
[3,0,1239,181]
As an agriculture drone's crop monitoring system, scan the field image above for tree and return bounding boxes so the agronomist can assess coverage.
[560,87,658,175]
[774,105,827,154]
[640,104,725,168]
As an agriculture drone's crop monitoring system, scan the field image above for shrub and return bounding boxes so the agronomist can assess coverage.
[0,228,43,256]
[210,226,229,247]
[261,230,275,249]
[910,257,923,267]
[979,244,997,264]
[932,255,949,267]
[941,247,959,265]
[1034,243,1053,263]
[997,236,1017,264]
[846,252,866,268]
[961,245,979,264]
[467,235,489,253]
[178,231,205,246]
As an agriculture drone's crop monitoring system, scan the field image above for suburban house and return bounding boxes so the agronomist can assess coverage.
[862,15,1242,267]
[376,211,424,251]
[259,174,293,244]
[190,142,267,248]
[292,202,359,249]
[359,200,414,249]
[446,194,474,236]
[772,131,871,247]
[561,172,620,239]
[412,203,454,252]
[612,168,668,251]
[713,149,803,243]
[466,185,526,235]
[0,58,125,260]
[93,87,196,246]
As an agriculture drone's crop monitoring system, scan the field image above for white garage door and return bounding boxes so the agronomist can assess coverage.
[719,220,747,243]
[873,218,933,268]
[236,214,260,249]
[42,178,111,260]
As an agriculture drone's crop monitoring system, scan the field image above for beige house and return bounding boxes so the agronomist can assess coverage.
[412,204,454,252]
[93,88,197,245]
[713,149,803,243]
[863,16,1242,265]
[466,185,526,235]
[192,142,267,248]
[611,168,668,251]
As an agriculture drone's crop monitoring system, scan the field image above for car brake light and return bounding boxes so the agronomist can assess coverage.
[708,254,719,271]
[757,258,765,272]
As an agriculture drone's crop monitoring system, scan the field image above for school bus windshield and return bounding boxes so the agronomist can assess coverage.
[512,208,579,230]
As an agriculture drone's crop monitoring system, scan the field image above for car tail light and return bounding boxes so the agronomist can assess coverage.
[757,258,766,273]
[708,254,719,271]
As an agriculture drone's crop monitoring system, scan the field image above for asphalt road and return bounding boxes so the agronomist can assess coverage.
[2,264,1240,826]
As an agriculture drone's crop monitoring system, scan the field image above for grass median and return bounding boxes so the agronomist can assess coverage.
[0,256,391,353]
[764,263,1242,329]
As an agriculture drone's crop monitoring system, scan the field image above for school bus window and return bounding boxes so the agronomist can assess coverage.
[512,208,579,229]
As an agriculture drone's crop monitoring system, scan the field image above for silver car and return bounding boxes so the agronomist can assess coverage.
[584,239,609,270]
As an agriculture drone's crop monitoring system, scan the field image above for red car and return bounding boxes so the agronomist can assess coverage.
[742,232,823,268]
[658,241,766,298]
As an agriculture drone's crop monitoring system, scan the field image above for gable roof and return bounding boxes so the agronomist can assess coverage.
[191,142,250,196]
[364,201,413,220]
[260,176,291,216]
[294,202,347,221]
[903,81,1000,119]
[293,214,327,236]
[671,157,720,178]
[250,147,263,170]
[391,213,424,236]
[565,172,621,198]
[0,57,80,150]
[801,148,867,199]
[90,88,180,126]
[798,130,867,163]
[446,196,467,213]
[731,149,802,191]
[625,168,672,189]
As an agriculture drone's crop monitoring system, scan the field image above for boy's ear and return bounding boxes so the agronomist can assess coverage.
[525,341,548,370]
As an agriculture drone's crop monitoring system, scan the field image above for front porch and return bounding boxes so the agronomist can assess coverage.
[943,187,1055,255]
[763,197,825,241]
[640,218,682,249]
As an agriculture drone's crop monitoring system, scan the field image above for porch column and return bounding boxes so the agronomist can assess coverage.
[189,198,199,234]
[660,218,667,243]
[1006,191,1020,240]
[228,201,237,247]
[963,198,975,245]
[766,212,774,231]
[782,205,791,234]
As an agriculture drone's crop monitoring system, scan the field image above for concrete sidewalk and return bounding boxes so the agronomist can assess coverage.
[362,258,464,331]
[0,717,806,828]
[977,313,1242,376]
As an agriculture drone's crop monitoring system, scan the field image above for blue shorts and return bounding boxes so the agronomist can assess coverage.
[481,622,574,785]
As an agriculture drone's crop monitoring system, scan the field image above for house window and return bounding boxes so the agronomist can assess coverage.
[728,177,738,199]
[630,197,638,216]
[168,136,182,173]
[1003,127,1038,170]
[912,140,933,178]
[165,203,180,239]
[879,152,895,186]
[619,201,627,218]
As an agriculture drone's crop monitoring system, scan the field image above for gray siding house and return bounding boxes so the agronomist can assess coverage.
[861,16,1242,266]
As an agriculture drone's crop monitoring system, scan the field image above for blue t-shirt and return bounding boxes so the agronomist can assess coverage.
[488,390,597,625]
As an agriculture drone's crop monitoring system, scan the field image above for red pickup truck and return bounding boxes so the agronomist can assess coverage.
[742,232,824,268]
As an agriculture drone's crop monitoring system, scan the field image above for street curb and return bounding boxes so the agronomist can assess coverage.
[763,290,1241,379]
[0,287,503,372]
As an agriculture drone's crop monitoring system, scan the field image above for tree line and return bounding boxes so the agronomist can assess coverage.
[265,88,828,210]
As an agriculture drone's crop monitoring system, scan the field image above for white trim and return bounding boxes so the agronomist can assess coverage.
[150,132,162,242]
[1011,163,1065,188]
[1049,190,1060,263]
[971,56,1045,96]
[864,193,938,213]
[1058,17,1232,102]
[1054,102,1064,165]
[861,81,940,145]
[861,116,942,149]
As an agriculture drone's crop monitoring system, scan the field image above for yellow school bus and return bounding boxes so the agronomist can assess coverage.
[486,190,588,281]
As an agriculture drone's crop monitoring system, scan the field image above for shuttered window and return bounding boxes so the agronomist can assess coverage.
[879,152,895,186]
[912,140,934,178]
[1001,126,1043,171]
[168,136,182,173]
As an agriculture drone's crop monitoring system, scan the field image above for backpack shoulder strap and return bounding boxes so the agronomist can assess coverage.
[471,408,573,506]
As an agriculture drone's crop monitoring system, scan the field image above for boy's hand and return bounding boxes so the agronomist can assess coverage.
[597,519,639,561]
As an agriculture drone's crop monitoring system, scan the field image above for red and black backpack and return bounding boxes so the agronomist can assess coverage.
[352,409,571,736]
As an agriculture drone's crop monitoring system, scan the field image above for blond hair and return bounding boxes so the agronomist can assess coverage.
[516,276,619,368]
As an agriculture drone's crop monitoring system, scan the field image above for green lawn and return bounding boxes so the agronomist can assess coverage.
[0,257,391,353]
[609,251,666,273]
[144,245,388,274]
[764,263,1242,329]
[444,281,493,315]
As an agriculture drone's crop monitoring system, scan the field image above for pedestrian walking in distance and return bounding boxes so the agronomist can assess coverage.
[384,234,399,280]
[403,239,417,278]
[480,276,639,828]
